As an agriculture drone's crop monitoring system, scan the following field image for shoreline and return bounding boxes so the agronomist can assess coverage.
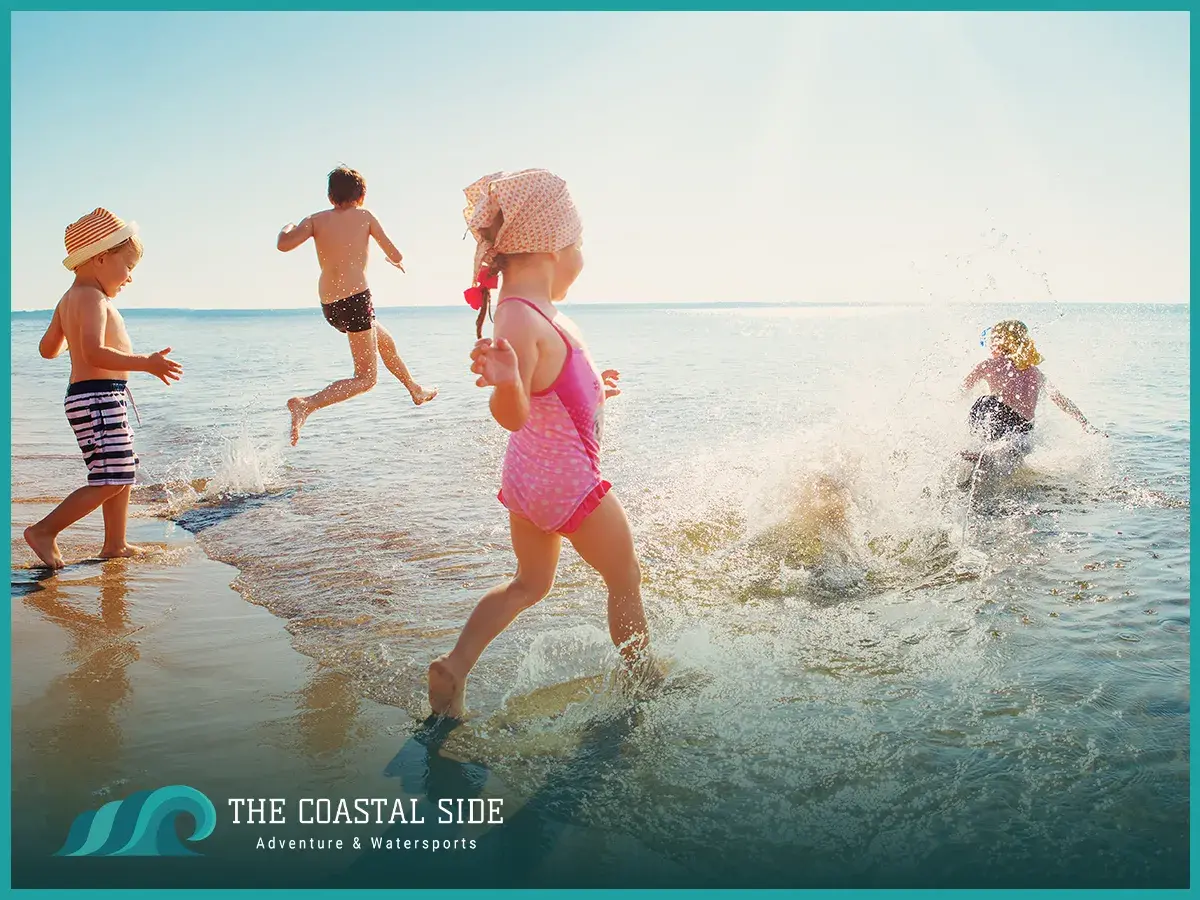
[10,500,684,888]
[10,499,421,868]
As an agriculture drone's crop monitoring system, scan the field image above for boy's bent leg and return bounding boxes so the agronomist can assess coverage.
[24,483,126,568]
[376,324,437,405]
[100,485,144,558]
[429,514,562,717]
[287,329,379,445]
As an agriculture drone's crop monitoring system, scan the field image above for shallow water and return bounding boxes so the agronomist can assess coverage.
[10,301,1189,886]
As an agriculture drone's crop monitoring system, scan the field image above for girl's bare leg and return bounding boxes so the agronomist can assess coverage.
[564,492,652,670]
[429,514,561,717]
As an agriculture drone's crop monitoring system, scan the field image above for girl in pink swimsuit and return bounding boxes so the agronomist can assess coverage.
[961,319,1105,446]
[428,170,657,718]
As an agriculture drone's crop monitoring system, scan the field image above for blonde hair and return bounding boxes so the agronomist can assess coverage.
[990,319,1043,370]
[100,235,144,265]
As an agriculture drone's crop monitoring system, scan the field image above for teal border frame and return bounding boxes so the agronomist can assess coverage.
[4,4,1193,896]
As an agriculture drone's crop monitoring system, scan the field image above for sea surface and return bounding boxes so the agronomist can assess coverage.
[10,301,1190,887]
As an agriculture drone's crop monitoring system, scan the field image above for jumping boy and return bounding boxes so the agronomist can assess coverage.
[25,208,183,569]
[278,166,437,445]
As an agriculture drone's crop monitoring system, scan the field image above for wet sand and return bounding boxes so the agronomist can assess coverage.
[11,502,414,881]
[10,501,679,888]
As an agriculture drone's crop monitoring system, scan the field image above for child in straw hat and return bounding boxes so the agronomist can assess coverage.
[277,165,437,446]
[24,208,183,569]
[427,169,659,718]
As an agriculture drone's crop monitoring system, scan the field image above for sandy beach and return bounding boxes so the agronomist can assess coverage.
[11,500,411,885]
[11,499,685,888]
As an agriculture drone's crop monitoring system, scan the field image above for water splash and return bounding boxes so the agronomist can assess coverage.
[144,424,288,518]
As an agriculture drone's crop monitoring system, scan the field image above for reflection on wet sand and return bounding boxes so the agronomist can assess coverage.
[14,560,140,798]
[294,666,365,758]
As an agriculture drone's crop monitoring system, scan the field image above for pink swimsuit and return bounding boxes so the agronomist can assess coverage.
[496,298,610,534]
[975,357,1044,421]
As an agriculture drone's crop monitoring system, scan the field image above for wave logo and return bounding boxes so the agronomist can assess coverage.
[54,785,217,857]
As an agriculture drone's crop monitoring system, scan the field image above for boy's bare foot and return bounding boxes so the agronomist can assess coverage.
[99,543,148,560]
[24,525,64,569]
[287,397,310,446]
[428,655,465,718]
[409,386,438,407]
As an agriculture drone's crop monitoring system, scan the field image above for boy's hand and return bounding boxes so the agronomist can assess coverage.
[471,338,520,388]
[146,347,183,385]
[386,257,406,272]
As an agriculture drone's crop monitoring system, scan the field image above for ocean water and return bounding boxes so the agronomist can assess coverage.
[10,301,1190,887]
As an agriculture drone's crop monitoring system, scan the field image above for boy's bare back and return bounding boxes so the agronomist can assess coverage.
[280,206,404,305]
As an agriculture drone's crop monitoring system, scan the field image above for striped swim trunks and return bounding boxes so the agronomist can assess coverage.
[64,379,139,486]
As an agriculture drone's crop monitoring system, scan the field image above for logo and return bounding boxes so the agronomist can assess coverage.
[55,785,217,857]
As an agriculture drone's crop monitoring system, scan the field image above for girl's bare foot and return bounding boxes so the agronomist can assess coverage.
[287,397,310,446]
[409,386,438,407]
[620,653,668,698]
[23,525,64,569]
[428,655,465,718]
[99,543,148,560]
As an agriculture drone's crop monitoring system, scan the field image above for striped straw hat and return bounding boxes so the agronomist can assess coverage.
[62,208,138,271]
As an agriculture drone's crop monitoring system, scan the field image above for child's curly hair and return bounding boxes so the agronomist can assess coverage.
[990,319,1044,370]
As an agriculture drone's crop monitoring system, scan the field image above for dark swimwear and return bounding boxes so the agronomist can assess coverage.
[65,379,139,486]
[970,395,1033,442]
[322,290,375,334]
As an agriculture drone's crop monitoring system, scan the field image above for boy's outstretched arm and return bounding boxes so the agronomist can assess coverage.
[76,292,184,385]
[367,213,405,269]
[1046,381,1104,435]
[277,217,314,252]
[39,306,66,359]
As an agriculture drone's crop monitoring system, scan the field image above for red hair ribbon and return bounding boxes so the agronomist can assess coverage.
[463,268,499,310]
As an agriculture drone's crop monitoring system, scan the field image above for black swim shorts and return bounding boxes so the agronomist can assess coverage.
[970,395,1033,442]
[322,290,375,334]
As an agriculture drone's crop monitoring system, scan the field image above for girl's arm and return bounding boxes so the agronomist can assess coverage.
[481,305,540,432]
[39,306,66,359]
[1045,379,1102,434]
[960,360,988,394]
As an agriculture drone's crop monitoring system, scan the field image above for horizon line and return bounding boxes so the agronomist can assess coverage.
[9,298,1190,315]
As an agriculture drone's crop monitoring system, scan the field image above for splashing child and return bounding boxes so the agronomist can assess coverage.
[428,169,658,718]
[277,166,437,445]
[24,209,184,569]
[961,319,1105,460]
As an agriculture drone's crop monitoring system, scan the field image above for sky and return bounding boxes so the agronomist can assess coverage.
[10,11,1190,311]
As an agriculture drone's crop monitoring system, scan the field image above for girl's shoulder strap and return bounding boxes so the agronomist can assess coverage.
[497,296,551,322]
[496,297,574,351]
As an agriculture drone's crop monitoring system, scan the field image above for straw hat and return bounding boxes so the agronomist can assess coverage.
[62,208,138,271]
